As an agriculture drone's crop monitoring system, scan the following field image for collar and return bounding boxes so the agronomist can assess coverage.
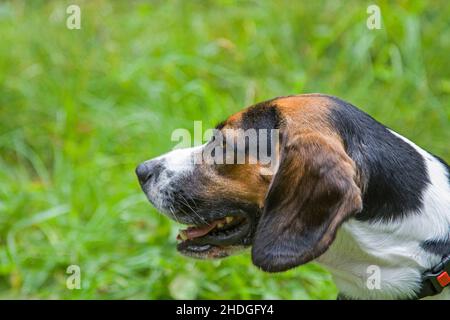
[416,254,450,299]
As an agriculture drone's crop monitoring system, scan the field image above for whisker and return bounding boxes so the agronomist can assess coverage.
[177,203,204,226]
[169,205,181,224]
[179,194,208,225]
[185,193,199,209]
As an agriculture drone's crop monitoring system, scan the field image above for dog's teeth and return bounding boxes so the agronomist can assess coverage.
[179,231,188,240]
[225,217,233,223]
[217,223,224,228]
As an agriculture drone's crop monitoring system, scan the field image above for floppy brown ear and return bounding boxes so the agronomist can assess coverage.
[251,131,362,272]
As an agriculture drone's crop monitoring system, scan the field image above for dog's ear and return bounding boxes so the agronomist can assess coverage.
[251,131,362,272]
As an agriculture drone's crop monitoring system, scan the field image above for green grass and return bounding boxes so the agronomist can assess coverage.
[0,0,448,299]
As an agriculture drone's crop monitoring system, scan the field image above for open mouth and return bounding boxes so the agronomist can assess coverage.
[176,211,255,258]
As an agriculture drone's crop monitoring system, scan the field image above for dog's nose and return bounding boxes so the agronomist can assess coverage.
[135,160,163,185]
[135,163,150,183]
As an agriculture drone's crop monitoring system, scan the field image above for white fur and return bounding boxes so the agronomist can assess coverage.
[317,130,450,299]
[142,145,202,212]
[157,145,200,173]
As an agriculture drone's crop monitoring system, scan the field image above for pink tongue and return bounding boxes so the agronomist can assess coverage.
[178,219,224,240]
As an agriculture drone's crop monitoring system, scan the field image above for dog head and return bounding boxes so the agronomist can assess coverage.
[136,94,362,272]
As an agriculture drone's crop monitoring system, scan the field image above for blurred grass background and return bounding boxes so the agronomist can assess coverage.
[0,0,448,299]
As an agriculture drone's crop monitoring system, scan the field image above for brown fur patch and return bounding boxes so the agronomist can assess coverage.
[199,94,354,217]
[274,94,339,139]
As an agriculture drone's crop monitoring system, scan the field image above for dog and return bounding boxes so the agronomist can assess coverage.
[136,94,450,300]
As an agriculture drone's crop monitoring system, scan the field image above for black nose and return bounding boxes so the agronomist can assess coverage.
[135,160,163,185]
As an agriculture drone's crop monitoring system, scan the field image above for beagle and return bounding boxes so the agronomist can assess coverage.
[136,94,450,300]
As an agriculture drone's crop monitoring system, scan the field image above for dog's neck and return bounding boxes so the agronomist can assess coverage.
[317,133,450,300]
[317,219,450,300]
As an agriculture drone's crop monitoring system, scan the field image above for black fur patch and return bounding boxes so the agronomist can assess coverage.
[238,101,282,159]
[327,95,430,222]
[215,120,226,130]
[421,232,450,257]
[240,101,281,131]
